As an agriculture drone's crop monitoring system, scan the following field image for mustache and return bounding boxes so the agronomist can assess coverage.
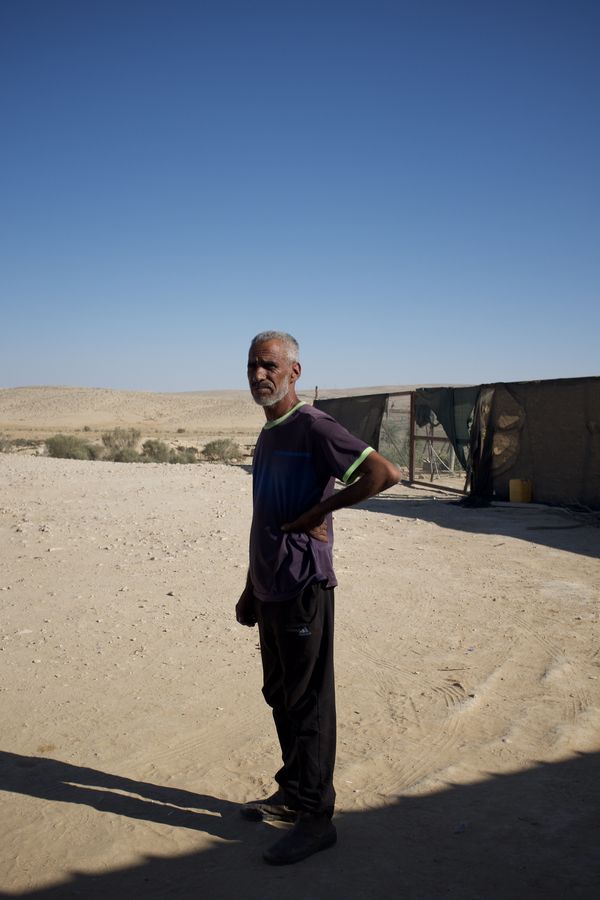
[252,381,272,390]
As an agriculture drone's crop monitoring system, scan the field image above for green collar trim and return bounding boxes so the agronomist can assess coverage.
[263,400,307,430]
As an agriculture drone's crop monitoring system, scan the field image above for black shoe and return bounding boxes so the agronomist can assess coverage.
[240,791,297,823]
[263,812,337,865]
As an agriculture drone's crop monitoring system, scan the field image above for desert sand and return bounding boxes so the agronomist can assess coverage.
[0,384,414,450]
[1,387,599,899]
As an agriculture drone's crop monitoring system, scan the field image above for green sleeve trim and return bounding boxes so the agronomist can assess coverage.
[263,400,306,430]
[342,446,375,484]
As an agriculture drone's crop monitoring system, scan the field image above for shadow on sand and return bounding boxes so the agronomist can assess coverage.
[355,492,600,560]
[236,465,599,558]
[1,749,599,899]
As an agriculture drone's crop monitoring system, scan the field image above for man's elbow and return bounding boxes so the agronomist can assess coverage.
[357,452,401,494]
[368,455,401,492]
[381,461,401,491]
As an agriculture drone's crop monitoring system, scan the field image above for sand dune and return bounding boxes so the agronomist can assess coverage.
[0,384,416,447]
[0,386,265,442]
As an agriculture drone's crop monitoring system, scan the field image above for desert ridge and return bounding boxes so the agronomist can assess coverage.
[0,386,266,444]
[0,384,417,446]
[0,384,419,457]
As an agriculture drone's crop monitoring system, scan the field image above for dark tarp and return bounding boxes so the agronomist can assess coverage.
[415,386,479,469]
[313,394,389,450]
[467,376,600,508]
[314,375,600,508]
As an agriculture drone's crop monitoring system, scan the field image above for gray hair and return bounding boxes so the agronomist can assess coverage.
[249,331,300,363]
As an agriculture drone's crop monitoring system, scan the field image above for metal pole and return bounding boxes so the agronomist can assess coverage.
[409,392,415,482]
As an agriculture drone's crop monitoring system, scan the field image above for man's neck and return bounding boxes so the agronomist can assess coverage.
[263,390,301,422]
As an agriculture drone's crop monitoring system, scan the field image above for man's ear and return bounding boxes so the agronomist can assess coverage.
[290,361,301,384]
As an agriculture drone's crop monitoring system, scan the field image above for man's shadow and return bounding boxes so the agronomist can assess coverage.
[3,750,600,899]
[0,750,240,841]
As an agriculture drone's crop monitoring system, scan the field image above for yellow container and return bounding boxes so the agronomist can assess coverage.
[509,479,532,503]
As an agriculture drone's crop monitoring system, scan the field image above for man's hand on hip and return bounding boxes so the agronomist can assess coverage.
[281,510,328,543]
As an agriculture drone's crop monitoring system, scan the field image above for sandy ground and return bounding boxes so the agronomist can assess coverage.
[1,388,600,898]
[0,386,269,454]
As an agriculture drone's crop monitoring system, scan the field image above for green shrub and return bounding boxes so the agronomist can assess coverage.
[0,435,13,453]
[86,443,105,460]
[46,434,96,460]
[101,427,141,452]
[169,446,198,464]
[141,439,170,463]
[13,438,35,448]
[201,439,241,462]
[177,427,186,434]
[100,427,141,461]
[112,447,141,463]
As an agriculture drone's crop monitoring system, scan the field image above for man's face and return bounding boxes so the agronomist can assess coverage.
[247,340,300,407]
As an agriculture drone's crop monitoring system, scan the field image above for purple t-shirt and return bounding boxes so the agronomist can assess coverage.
[249,401,374,602]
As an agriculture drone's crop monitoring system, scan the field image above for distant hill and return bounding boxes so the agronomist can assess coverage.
[0,384,419,442]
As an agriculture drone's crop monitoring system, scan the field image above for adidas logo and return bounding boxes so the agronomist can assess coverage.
[287,625,311,637]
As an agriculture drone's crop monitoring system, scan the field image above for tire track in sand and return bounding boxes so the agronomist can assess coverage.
[346,643,465,794]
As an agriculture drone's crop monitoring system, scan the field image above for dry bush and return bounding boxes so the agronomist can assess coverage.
[101,428,141,452]
[169,446,198,464]
[101,427,141,460]
[86,443,105,460]
[141,439,170,463]
[112,447,141,463]
[46,434,96,460]
[201,439,241,462]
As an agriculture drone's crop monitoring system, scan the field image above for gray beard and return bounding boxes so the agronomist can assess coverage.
[252,383,290,407]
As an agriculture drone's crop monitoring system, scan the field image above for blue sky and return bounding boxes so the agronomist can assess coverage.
[1,0,599,391]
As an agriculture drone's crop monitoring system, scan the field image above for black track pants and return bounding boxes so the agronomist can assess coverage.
[255,582,336,818]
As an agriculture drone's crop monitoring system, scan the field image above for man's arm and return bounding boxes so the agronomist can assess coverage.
[281,450,400,540]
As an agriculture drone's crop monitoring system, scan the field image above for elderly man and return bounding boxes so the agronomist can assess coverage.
[236,331,399,865]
